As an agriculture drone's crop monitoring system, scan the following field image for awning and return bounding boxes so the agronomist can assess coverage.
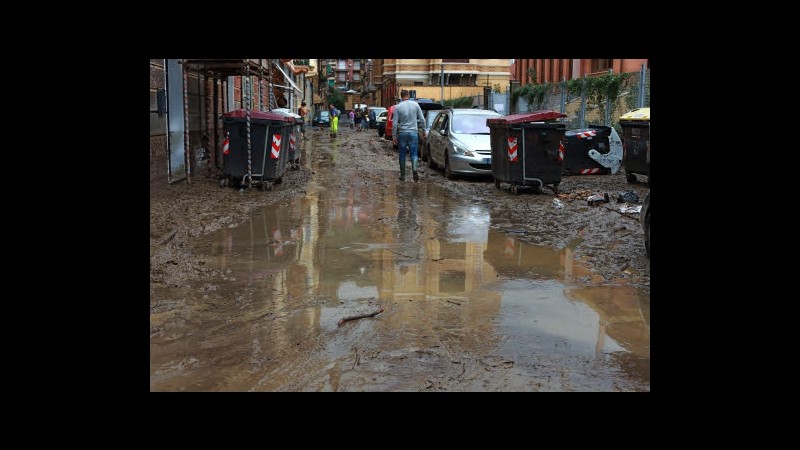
[273,61,303,95]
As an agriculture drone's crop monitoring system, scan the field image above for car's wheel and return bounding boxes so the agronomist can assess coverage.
[444,153,454,179]
[428,146,437,169]
[510,184,518,195]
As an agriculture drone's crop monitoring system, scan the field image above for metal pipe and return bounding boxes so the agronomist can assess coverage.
[182,59,191,186]
[579,75,586,129]
[245,62,252,187]
[560,77,566,114]
[440,59,444,103]
[206,72,213,176]
[268,59,273,110]
[605,69,612,126]
[639,63,647,108]
[213,74,219,169]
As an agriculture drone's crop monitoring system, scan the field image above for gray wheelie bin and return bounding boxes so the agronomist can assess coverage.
[487,111,567,195]
[220,110,294,190]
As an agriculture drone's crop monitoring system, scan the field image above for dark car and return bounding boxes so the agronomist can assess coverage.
[641,191,650,258]
[376,111,388,137]
[415,102,443,161]
[312,110,330,128]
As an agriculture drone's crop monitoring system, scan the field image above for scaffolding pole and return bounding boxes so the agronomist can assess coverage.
[245,61,252,188]
[182,59,191,186]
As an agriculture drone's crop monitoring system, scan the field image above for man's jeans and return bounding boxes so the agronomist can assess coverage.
[397,131,419,170]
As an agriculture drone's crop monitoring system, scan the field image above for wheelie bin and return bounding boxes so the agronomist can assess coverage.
[487,110,567,195]
[562,125,623,176]
[619,107,650,186]
[220,109,294,190]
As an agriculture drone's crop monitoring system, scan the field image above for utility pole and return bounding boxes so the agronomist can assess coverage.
[440,59,444,103]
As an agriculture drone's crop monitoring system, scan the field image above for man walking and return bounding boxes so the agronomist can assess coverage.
[392,90,426,182]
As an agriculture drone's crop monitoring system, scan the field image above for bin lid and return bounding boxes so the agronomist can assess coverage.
[619,107,650,121]
[223,109,296,123]
[487,110,567,126]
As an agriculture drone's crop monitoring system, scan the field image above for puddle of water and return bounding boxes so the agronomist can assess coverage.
[151,137,650,391]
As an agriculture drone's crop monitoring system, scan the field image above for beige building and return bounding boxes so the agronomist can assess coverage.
[379,59,511,107]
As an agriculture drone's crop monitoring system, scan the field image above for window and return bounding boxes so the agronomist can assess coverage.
[353,73,361,81]
[408,90,416,98]
[337,73,346,81]
[353,61,361,70]
[337,60,346,70]
[591,59,612,73]
[413,81,423,86]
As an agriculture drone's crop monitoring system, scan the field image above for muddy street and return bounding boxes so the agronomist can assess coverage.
[150,122,650,391]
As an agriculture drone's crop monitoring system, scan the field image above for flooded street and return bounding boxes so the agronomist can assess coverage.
[150,125,650,391]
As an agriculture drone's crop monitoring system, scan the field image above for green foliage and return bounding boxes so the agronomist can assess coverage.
[443,96,474,108]
[511,82,552,110]
[327,90,345,112]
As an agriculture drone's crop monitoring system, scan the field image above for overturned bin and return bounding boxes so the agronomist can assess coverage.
[270,109,304,169]
[220,109,295,190]
[487,111,567,195]
[619,107,650,186]
[562,125,623,176]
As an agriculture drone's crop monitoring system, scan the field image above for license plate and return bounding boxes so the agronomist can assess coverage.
[483,158,491,164]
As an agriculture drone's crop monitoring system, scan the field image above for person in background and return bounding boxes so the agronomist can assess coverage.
[349,109,355,129]
[368,107,376,129]
[330,104,340,136]
[297,101,309,138]
[392,90,425,182]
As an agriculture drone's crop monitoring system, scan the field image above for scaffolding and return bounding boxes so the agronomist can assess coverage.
[181,59,300,187]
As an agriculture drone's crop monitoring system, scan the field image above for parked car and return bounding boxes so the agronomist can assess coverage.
[641,191,650,258]
[414,102,443,160]
[368,107,387,129]
[384,105,397,142]
[376,111,388,137]
[426,108,501,178]
[312,110,330,127]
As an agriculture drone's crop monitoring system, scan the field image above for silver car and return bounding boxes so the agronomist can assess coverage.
[426,108,501,178]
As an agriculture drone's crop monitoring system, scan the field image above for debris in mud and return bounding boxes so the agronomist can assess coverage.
[619,205,642,214]
[587,192,610,206]
[337,307,385,327]
[617,191,640,203]
[552,198,564,209]
[557,189,593,200]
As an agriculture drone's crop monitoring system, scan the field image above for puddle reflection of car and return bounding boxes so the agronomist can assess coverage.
[426,108,501,178]
[312,110,330,128]
[641,191,650,258]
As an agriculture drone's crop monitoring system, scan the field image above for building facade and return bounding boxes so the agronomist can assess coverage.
[510,59,649,86]
[379,59,511,107]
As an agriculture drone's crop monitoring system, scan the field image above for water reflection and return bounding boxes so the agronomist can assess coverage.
[152,155,649,390]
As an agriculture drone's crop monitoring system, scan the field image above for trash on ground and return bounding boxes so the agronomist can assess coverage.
[619,204,642,214]
[553,198,564,209]
[587,192,610,206]
[617,191,640,203]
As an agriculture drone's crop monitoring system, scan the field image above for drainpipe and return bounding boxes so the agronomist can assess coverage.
[182,59,191,186]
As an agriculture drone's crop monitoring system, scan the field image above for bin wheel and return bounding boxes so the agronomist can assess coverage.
[494,178,501,190]
[551,184,559,196]
[275,176,283,184]
[244,178,252,189]
[626,172,637,184]
[219,178,228,188]
[261,181,272,191]
[444,154,454,179]
[532,184,542,195]
[511,184,518,195]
